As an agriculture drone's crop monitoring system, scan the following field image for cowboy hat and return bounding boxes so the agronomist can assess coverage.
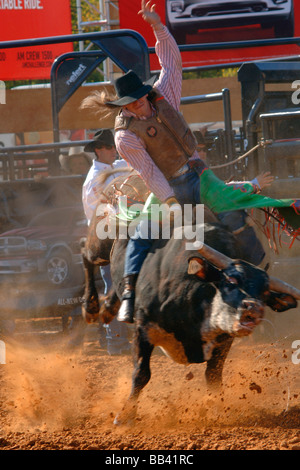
[59,146,92,172]
[84,128,115,152]
[109,70,156,106]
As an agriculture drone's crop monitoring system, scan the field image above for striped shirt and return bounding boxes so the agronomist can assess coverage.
[115,25,200,202]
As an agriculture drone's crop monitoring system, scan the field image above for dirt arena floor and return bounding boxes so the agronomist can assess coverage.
[0,315,300,452]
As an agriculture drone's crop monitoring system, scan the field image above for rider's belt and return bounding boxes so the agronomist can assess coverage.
[170,163,190,180]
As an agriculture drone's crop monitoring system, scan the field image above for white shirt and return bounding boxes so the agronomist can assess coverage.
[82,158,128,224]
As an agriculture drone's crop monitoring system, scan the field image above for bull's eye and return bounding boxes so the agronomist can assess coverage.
[227,277,238,285]
[224,276,239,291]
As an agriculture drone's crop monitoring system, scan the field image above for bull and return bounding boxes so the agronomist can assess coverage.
[81,173,300,425]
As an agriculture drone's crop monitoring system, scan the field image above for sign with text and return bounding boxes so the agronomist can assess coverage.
[0,0,73,80]
[119,0,300,71]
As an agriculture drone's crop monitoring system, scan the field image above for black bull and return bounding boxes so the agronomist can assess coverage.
[81,172,300,425]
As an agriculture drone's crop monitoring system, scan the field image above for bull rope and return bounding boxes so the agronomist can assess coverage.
[210,139,272,169]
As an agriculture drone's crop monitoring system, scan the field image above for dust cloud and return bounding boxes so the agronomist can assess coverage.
[0,321,300,450]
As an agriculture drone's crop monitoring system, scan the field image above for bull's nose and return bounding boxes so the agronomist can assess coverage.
[234,300,264,336]
[242,299,264,313]
[240,299,264,324]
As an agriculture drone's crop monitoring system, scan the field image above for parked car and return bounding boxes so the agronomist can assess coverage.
[0,205,87,287]
[166,0,294,43]
[0,205,95,321]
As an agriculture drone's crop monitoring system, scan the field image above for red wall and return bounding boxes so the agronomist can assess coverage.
[0,0,73,80]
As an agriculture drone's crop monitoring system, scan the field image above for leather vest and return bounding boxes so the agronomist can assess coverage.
[114,90,197,180]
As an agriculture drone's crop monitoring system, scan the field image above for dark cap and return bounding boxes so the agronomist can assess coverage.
[84,129,115,152]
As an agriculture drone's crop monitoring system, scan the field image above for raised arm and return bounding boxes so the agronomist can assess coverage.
[140,1,182,110]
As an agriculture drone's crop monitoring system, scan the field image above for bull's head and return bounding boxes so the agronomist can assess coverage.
[188,243,300,337]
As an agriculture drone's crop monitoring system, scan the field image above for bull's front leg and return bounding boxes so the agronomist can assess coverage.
[114,321,154,425]
[81,253,100,323]
[205,336,233,390]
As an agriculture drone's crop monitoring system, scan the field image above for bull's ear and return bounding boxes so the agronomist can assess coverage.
[266,291,297,312]
[187,257,221,282]
[188,257,206,278]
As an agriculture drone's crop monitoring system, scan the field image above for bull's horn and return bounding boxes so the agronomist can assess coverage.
[196,243,233,269]
[269,276,300,300]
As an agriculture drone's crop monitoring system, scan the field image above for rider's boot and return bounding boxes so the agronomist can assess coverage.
[117,274,138,324]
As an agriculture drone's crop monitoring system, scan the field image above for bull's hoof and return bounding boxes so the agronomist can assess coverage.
[82,296,100,324]
[98,298,116,324]
[113,403,137,426]
[113,413,123,426]
[82,307,99,324]
[113,413,135,427]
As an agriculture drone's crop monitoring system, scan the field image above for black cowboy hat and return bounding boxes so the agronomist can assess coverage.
[109,70,156,106]
[84,128,115,152]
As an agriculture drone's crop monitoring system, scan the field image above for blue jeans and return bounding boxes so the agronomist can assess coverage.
[169,168,201,205]
[124,220,156,276]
